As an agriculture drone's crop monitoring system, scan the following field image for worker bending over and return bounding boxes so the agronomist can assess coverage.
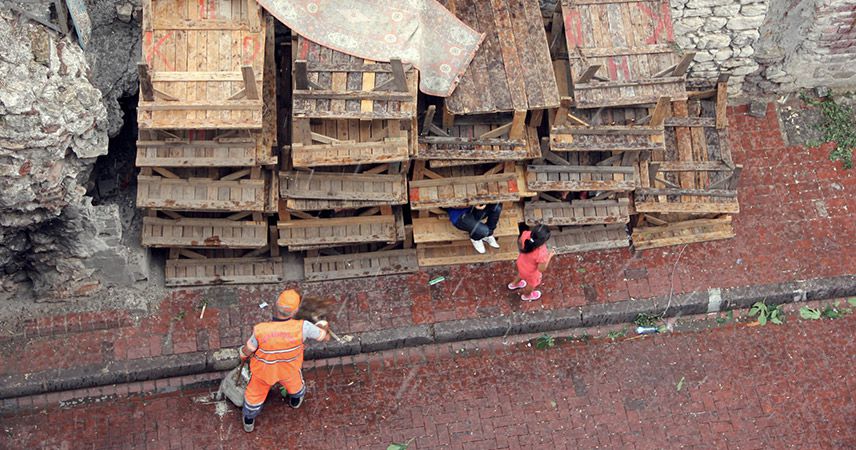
[239,289,330,432]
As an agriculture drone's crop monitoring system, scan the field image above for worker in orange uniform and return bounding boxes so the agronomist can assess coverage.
[239,289,330,432]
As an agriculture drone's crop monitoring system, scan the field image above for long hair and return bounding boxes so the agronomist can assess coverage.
[520,225,551,253]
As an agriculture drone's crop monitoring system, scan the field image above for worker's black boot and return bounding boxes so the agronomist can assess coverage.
[243,416,255,433]
[289,395,303,409]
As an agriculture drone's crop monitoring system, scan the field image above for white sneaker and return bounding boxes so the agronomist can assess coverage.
[470,238,486,254]
[482,235,500,249]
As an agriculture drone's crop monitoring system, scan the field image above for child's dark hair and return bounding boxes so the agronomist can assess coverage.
[520,225,551,253]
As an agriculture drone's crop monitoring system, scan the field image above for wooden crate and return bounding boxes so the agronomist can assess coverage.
[524,198,630,226]
[139,0,266,129]
[165,256,284,287]
[549,224,630,254]
[141,217,268,248]
[279,171,408,207]
[559,0,689,108]
[409,173,520,210]
[438,0,560,114]
[525,165,637,192]
[412,204,523,244]
[136,175,266,212]
[416,235,519,267]
[292,37,417,121]
[632,216,734,250]
[303,249,419,282]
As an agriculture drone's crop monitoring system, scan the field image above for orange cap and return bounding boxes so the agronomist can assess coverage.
[276,289,301,317]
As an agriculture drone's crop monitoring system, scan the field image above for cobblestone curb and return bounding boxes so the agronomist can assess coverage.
[1,274,853,399]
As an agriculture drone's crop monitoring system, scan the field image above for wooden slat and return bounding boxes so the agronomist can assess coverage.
[525,165,637,192]
[136,176,265,212]
[409,173,520,209]
[416,235,519,266]
[279,171,408,203]
[165,257,283,286]
[304,249,419,282]
[277,215,398,247]
[135,140,257,167]
[292,136,410,167]
[524,199,630,226]
[548,224,629,254]
[444,0,559,114]
[142,217,267,248]
[632,217,734,250]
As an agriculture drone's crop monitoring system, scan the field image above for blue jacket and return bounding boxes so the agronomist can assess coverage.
[446,207,469,225]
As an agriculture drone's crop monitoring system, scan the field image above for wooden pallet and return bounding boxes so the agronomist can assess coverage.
[550,125,665,152]
[278,210,403,249]
[632,216,734,250]
[142,216,268,248]
[558,0,689,108]
[636,87,741,214]
[409,173,520,210]
[292,37,417,120]
[417,108,542,161]
[525,165,637,192]
[303,249,419,282]
[137,175,266,212]
[416,235,519,267]
[279,171,408,206]
[136,137,259,167]
[525,198,630,226]
[412,204,523,244]
[439,0,560,114]
[138,0,266,129]
[292,119,410,167]
[165,256,284,287]
[549,224,629,254]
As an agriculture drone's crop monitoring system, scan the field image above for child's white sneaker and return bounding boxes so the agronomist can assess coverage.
[482,235,500,249]
[470,238,486,254]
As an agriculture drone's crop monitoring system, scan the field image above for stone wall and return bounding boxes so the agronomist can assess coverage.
[0,11,146,300]
[671,0,768,94]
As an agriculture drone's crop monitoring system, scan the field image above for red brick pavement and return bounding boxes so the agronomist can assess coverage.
[2,313,854,449]
[1,103,854,385]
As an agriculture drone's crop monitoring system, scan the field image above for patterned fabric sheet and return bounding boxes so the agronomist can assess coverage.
[256,0,484,96]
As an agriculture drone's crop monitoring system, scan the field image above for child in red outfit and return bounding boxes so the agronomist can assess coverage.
[508,225,554,301]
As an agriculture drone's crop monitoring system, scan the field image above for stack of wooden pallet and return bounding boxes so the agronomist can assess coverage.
[410,0,559,267]
[277,37,419,281]
[537,0,737,253]
[633,75,741,250]
[136,0,282,286]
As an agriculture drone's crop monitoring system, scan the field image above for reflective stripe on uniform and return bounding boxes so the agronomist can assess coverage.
[257,345,303,354]
[253,355,300,364]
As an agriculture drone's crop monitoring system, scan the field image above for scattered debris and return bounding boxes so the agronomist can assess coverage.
[676,376,685,392]
[428,276,446,286]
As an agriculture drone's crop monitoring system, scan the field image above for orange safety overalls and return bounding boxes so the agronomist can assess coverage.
[243,319,306,412]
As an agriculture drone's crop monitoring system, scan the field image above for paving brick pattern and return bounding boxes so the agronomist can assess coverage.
[1,104,855,387]
[2,315,854,449]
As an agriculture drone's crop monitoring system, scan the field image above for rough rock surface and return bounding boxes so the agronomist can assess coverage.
[83,0,142,137]
[0,11,141,299]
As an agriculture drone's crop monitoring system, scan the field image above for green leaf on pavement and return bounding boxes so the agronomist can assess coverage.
[387,444,408,450]
[676,376,685,392]
[847,298,856,307]
[758,314,767,326]
[800,307,821,320]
